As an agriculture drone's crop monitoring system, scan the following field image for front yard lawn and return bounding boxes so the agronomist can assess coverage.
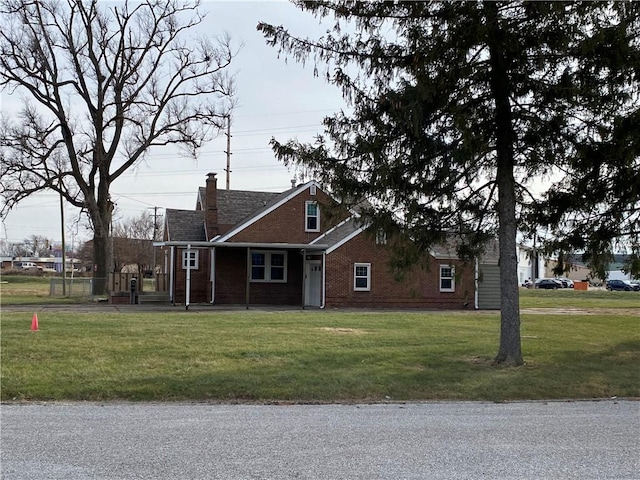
[2,309,637,402]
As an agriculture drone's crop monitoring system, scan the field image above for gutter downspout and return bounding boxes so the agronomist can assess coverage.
[474,256,480,310]
[321,251,326,309]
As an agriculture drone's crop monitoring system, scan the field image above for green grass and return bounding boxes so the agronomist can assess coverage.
[3,274,639,309]
[519,287,640,309]
[1,275,82,305]
[2,310,638,403]
[0,275,156,305]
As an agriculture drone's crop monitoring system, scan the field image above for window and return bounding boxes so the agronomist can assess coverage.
[269,252,286,280]
[182,250,199,269]
[305,201,319,232]
[251,252,266,280]
[354,263,371,291]
[251,251,287,282]
[375,230,387,245]
[440,265,455,292]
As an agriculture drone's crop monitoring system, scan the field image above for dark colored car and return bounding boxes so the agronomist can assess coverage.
[606,279,638,291]
[534,278,562,290]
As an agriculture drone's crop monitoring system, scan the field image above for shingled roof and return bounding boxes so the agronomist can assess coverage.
[197,187,283,226]
[311,218,364,252]
[165,209,206,242]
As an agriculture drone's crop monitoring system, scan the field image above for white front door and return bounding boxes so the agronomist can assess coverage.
[305,261,322,307]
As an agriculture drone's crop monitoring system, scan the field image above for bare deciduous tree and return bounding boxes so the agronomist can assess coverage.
[0,0,236,294]
[112,211,160,275]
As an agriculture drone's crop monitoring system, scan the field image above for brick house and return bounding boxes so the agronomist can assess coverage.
[159,173,497,309]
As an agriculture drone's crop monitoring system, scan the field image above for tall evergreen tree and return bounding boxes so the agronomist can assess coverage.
[259,1,639,365]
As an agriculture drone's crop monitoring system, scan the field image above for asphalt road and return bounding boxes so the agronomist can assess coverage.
[1,400,638,479]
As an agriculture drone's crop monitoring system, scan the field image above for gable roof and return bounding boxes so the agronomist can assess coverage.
[197,187,282,226]
[165,209,206,242]
[311,217,365,254]
[215,181,320,242]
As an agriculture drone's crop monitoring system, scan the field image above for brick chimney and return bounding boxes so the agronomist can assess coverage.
[205,173,219,238]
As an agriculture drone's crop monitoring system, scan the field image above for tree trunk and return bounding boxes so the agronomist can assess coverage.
[92,229,111,296]
[494,160,523,366]
[89,181,114,296]
[486,2,523,366]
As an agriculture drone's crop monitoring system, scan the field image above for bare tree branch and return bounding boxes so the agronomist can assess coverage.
[0,0,237,293]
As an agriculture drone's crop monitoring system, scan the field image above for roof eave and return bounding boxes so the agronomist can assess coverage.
[154,240,328,251]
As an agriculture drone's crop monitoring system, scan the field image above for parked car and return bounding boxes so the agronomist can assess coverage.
[606,279,638,291]
[534,278,563,290]
[623,280,640,291]
[19,262,42,271]
[555,277,574,288]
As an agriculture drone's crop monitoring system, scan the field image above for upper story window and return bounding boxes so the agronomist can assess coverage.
[439,265,455,292]
[305,201,320,232]
[251,251,287,282]
[375,230,387,245]
[182,250,199,270]
[354,263,371,291]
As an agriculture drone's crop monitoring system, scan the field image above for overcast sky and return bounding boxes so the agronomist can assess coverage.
[1,0,348,246]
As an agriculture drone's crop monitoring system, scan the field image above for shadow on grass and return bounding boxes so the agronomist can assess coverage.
[52,340,639,403]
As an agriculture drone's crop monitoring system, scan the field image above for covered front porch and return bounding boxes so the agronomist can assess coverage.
[157,241,328,310]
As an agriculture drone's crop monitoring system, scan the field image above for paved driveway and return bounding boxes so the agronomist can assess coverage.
[1,400,638,479]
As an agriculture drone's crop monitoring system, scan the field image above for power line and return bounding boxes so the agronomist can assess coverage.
[233,124,322,135]
[233,107,342,120]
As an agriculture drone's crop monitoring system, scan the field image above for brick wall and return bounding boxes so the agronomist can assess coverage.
[231,187,346,244]
[173,247,211,304]
[325,232,475,309]
[205,173,219,239]
[185,247,306,305]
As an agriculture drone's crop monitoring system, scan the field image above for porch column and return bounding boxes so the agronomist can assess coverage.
[302,248,306,309]
[210,247,216,304]
[245,247,251,310]
[169,246,175,305]
[185,244,191,311]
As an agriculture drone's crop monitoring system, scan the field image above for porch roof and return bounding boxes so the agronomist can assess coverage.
[154,240,328,251]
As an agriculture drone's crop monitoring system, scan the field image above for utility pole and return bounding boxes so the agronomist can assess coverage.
[224,115,232,190]
[148,206,163,278]
[59,192,66,296]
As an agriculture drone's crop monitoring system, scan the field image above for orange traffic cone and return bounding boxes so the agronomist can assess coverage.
[31,313,39,331]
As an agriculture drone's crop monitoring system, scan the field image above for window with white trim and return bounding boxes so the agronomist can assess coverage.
[439,265,455,292]
[182,250,199,269]
[354,263,371,291]
[305,201,320,232]
[251,251,287,282]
